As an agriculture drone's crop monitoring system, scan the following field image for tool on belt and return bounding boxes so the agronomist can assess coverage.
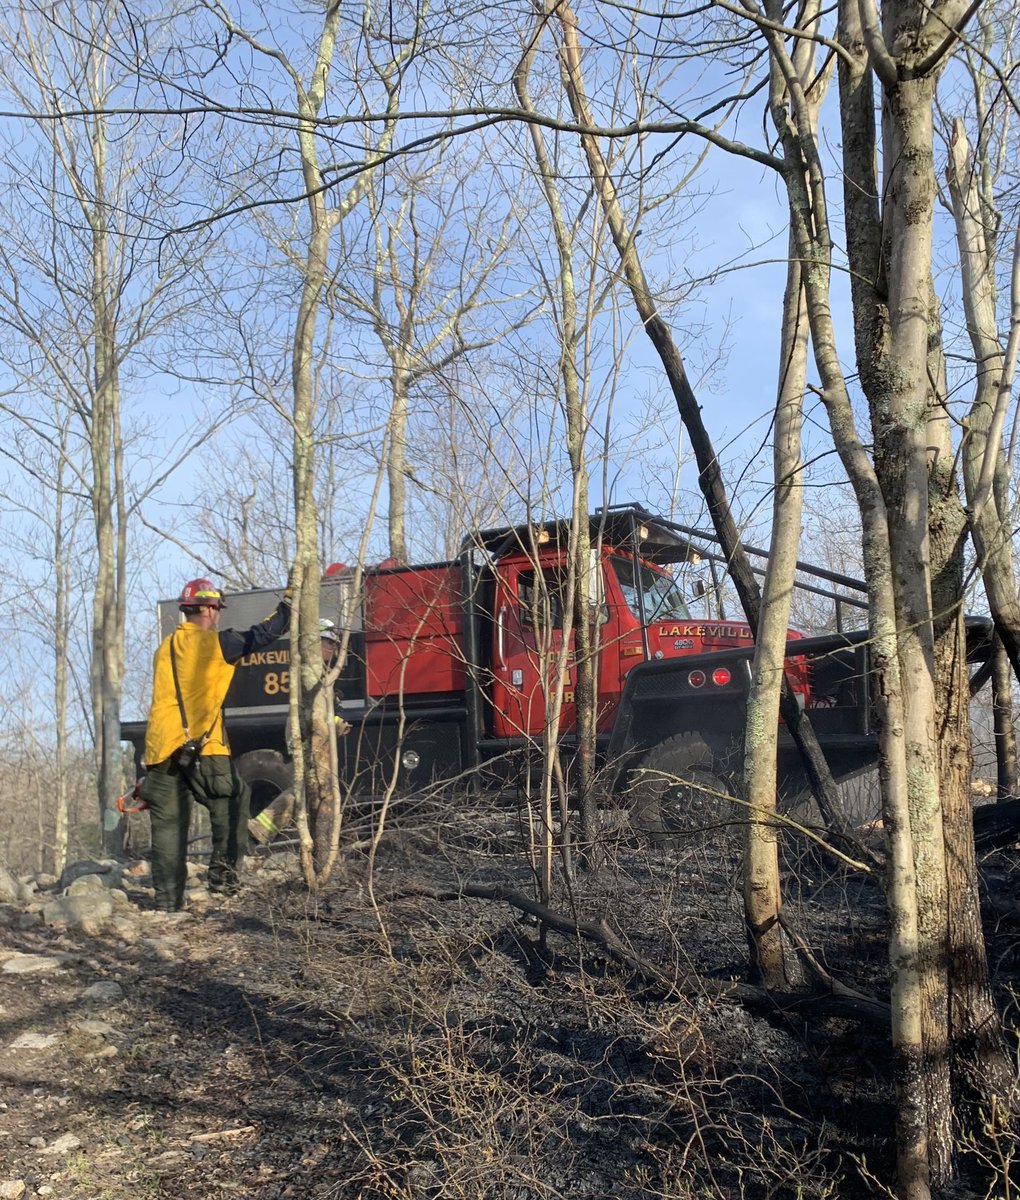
[117,781,149,813]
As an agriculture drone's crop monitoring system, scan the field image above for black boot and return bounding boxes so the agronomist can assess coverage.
[207,861,240,895]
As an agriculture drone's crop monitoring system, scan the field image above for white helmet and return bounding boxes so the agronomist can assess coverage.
[319,618,340,644]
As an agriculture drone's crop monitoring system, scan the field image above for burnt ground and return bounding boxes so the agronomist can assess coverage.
[2,799,1019,1200]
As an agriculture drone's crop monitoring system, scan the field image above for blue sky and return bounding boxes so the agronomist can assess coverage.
[4,0,985,732]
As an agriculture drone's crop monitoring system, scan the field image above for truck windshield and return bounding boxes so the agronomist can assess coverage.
[612,557,692,622]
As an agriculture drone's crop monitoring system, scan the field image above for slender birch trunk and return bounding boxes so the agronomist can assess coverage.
[211,0,412,885]
[751,6,931,1187]
[515,19,599,864]
[740,0,828,989]
[742,233,808,988]
[53,421,71,876]
[86,75,126,858]
[947,122,1020,684]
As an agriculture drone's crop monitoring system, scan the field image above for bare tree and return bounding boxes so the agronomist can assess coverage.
[733,0,1019,1187]
[512,15,605,864]
[943,7,1020,696]
[742,0,829,985]
[337,152,530,565]
[206,0,419,885]
[0,0,219,853]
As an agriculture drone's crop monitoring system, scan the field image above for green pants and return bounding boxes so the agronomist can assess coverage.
[141,755,251,908]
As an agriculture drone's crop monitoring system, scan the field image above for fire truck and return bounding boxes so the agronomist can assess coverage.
[120,503,991,836]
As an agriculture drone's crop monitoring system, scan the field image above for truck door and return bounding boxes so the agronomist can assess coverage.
[490,560,574,739]
[594,556,640,731]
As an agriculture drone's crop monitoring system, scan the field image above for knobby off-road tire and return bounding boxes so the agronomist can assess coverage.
[627,732,739,847]
[236,749,293,819]
[237,750,296,848]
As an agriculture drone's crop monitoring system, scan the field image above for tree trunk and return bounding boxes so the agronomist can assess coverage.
[219,0,413,888]
[991,637,1018,801]
[946,122,1020,687]
[742,0,826,991]
[743,231,808,990]
[53,421,70,877]
[763,9,932,1184]
[386,369,410,565]
[551,0,855,848]
[516,24,599,865]
[286,3,343,888]
[88,106,126,858]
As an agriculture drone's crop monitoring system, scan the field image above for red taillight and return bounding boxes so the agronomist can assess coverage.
[712,667,731,687]
[688,670,706,688]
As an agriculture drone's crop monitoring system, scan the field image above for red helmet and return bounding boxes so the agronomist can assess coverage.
[178,578,226,610]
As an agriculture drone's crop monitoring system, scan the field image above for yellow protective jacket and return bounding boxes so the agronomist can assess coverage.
[143,601,290,767]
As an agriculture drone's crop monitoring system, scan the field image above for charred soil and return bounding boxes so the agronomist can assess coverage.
[1,802,1019,1200]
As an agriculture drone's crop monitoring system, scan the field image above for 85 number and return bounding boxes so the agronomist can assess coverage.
[264,671,290,696]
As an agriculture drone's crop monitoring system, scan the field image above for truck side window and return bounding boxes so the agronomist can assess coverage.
[519,569,564,629]
[519,568,609,628]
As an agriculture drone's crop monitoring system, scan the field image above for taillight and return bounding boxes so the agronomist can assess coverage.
[712,667,731,687]
[688,670,706,688]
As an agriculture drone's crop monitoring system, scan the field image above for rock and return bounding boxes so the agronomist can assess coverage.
[140,938,179,962]
[66,875,110,896]
[8,1033,60,1050]
[0,1180,26,1199]
[1,955,63,976]
[71,1019,116,1037]
[0,864,18,904]
[82,980,124,1002]
[108,888,133,910]
[15,881,37,903]
[107,915,139,942]
[42,894,113,934]
[38,1132,81,1155]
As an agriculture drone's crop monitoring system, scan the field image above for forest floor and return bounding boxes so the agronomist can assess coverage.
[1,797,1018,1200]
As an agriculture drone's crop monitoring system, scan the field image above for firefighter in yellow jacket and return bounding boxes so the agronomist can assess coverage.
[141,579,291,912]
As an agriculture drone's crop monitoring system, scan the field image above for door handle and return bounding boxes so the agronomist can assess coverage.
[497,606,507,669]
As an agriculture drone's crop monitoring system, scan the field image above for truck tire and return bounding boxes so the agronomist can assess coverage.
[627,732,738,846]
[236,750,293,819]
